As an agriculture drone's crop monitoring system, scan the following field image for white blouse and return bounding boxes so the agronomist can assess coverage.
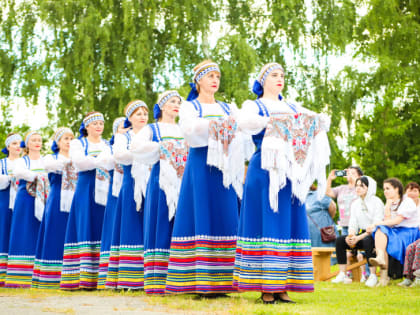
[13,157,46,182]
[179,100,239,148]
[393,198,419,228]
[131,123,184,165]
[0,158,18,189]
[69,138,114,172]
[43,154,71,174]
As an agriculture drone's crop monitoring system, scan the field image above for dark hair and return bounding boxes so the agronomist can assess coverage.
[349,166,363,176]
[384,178,404,209]
[356,176,369,188]
[405,182,420,192]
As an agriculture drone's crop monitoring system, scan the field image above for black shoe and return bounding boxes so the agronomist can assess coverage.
[273,293,296,304]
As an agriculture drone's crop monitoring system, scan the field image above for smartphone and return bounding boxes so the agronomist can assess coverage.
[335,170,347,177]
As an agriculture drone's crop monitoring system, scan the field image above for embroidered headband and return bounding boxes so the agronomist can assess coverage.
[257,63,284,87]
[83,112,104,126]
[51,127,73,153]
[21,131,40,148]
[2,134,22,155]
[113,117,126,135]
[5,134,22,148]
[193,62,220,83]
[153,91,182,120]
[252,63,285,98]
[125,100,148,119]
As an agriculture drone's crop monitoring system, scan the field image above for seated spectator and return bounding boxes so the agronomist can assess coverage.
[398,182,420,287]
[332,176,384,286]
[326,166,363,235]
[368,178,420,286]
[306,184,337,248]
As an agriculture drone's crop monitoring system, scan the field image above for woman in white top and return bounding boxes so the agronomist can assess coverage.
[32,127,76,289]
[0,133,22,287]
[165,60,242,295]
[131,90,187,295]
[367,178,420,286]
[60,112,114,290]
[5,131,48,288]
[332,176,384,287]
[105,101,149,290]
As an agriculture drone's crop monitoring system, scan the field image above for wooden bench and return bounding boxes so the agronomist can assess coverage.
[312,247,367,282]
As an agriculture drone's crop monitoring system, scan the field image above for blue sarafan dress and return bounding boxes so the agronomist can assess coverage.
[132,122,188,295]
[0,158,18,287]
[5,156,48,288]
[60,138,113,290]
[97,165,123,289]
[106,131,149,290]
[233,98,318,293]
[165,100,241,294]
[32,154,77,289]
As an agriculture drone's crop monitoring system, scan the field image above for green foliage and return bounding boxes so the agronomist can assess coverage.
[0,0,419,187]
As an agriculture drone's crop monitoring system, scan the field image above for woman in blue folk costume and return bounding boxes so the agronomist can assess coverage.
[60,112,114,290]
[233,63,330,303]
[5,131,49,288]
[105,101,149,290]
[0,133,22,287]
[32,128,77,289]
[97,117,126,289]
[166,60,247,295]
[131,91,188,295]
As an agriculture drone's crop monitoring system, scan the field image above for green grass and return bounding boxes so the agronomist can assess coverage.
[1,280,419,314]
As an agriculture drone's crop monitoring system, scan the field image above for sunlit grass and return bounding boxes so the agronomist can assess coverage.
[1,281,419,314]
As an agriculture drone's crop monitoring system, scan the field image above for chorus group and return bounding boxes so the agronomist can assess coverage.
[0,61,417,305]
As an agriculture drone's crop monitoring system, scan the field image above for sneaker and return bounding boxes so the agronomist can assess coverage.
[360,274,367,283]
[397,278,412,287]
[365,274,378,287]
[331,272,346,283]
[409,278,420,288]
[343,277,353,284]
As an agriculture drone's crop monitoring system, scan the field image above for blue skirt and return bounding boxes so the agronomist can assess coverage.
[373,225,420,265]
[166,147,239,294]
[143,162,174,294]
[106,165,144,290]
[233,148,314,293]
[98,170,118,289]
[0,186,12,287]
[60,170,105,290]
[32,173,69,289]
[5,180,40,288]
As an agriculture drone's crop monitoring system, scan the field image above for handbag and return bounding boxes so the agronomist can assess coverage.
[307,214,337,243]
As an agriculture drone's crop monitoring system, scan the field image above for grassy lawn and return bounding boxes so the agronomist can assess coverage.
[1,280,419,315]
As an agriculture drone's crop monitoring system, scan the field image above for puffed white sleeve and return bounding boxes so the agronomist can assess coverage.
[70,139,97,171]
[131,126,160,165]
[113,133,133,165]
[348,202,359,233]
[397,198,417,219]
[179,101,210,147]
[237,100,269,135]
[13,158,37,182]
[43,155,65,173]
[96,142,114,171]
[0,173,10,189]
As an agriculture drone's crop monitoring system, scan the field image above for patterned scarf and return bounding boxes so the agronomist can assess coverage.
[261,113,331,212]
[207,116,245,199]
[60,161,78,212]
[159,139,189,220]
[26,175,50,221]
[95,167,111,206]
[9,176,18,210]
